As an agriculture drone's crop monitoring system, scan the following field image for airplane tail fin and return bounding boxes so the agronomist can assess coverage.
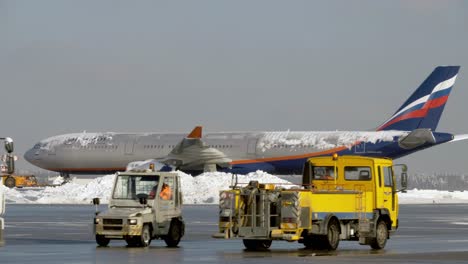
[187,126,202,139]
[377,66,460,131]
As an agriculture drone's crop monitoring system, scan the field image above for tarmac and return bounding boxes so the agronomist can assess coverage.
[1,204,468,263]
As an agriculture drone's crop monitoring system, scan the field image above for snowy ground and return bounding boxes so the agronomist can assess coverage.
[1,171,468,205]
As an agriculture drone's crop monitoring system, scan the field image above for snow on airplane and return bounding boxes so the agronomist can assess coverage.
[24,66,468,177]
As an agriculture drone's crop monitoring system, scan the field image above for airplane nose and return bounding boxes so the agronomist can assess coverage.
[23,148,34,163]
[24,146,41,165]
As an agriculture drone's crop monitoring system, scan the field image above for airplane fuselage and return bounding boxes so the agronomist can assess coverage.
[23,66,463,176]
[24,130,454,175]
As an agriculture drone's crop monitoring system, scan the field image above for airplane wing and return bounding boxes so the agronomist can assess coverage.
[398,129,436,149]
[451,134,468,142]
[158,126,232,172]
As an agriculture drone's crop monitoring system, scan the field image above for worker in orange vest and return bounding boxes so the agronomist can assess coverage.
[159,183,172,200]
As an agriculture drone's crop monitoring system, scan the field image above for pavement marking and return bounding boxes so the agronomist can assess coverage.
[451,222,468,225]
[7,234,32,237]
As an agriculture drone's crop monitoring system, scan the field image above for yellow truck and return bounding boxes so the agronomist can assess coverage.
[213,155,407,251]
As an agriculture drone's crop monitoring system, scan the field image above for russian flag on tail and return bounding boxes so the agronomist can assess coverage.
[377,66,460,131]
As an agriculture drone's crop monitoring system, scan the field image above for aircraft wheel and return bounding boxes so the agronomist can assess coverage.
[95,235,110,247]
[370,220,388,250]
[4,177,15,188]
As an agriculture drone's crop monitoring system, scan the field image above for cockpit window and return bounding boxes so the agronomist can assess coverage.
[33,143,47,149]
[113,175,160,200]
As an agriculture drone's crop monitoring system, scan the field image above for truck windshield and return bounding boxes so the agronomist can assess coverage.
[312,166,337,180]
[113,175,160,200]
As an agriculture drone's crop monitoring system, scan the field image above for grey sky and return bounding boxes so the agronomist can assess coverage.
[1,0,468,174]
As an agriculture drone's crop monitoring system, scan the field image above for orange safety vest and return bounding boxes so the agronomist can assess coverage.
[159,186,172,200]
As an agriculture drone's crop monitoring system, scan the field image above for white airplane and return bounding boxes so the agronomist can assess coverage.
[24,66,468,177]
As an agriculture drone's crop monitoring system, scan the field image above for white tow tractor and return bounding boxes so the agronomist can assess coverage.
[93,163,184,247]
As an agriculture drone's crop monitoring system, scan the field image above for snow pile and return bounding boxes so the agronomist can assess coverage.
[399,189,468,204]
[1,171,292,205]
[178,170,293,204]
[1,175,115,204]
[3,172,468,205]
[258,131,406,151]
[52,176,65,185]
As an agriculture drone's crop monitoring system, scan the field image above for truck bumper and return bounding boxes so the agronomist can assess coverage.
[271,229,301,241]
[95,224,143,238]
[214,227,301,242]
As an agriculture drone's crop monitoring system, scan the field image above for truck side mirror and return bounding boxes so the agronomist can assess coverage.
[92,198,100,215]
[400,172,408,193]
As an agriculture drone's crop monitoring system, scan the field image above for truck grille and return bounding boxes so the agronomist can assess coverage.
[104,226,122,231]
[103,219,123,225]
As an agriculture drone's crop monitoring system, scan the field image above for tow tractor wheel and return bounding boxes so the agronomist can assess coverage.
[370,220,388,250]
[322,219,340,251]
[4,177,15,188]
[125,236,140,247]
[242,239,272,251]
[164,219,184,247]
[95,235,110,247]
[138,224,152,247]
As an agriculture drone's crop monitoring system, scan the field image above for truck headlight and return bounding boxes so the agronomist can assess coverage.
[128,219,137,225]
[94,218,100,224]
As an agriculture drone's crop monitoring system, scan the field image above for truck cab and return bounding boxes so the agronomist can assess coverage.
[303,155,404,232]
[94,169,184,247]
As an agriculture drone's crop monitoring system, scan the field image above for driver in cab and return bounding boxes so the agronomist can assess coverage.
[159,183,172,200]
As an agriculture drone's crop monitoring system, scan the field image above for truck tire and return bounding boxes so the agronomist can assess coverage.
[303,236,322,249]
[322,219,340,250]
[95,235,110,247]
[138,224,152,247]
[4,177,15,188]
[242,239,272,251]
[164,219,183,247]
[370,220,388,250]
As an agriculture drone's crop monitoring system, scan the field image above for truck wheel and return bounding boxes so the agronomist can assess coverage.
[322,219,340,250]
[95,235,110,247]
[138,224,152,247]
[303,236,322,249]
[242,239,272,251]
[370,220,388,250]
[164,220,183,247]
[4,177,15,188]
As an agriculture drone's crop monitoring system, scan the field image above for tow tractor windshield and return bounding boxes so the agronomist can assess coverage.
[113,175,160,200]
